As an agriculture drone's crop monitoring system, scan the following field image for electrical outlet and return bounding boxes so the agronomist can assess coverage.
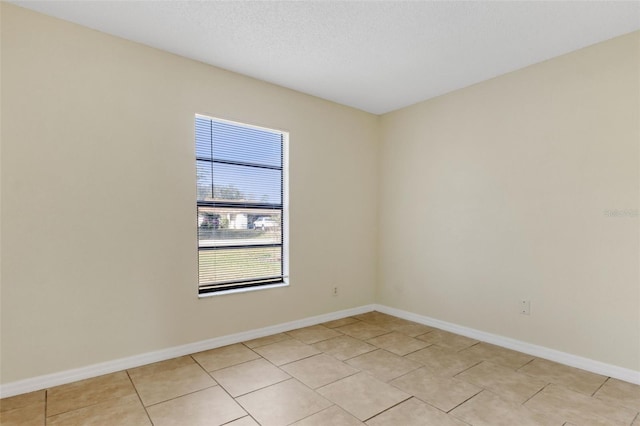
[520,299,531,315]
[333,287,338,296]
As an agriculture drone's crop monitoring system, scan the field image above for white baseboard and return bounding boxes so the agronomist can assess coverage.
[0,304,375,398]
[374,304,640,385]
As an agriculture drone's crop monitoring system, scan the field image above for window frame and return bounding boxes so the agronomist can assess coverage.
[195,114,289,297]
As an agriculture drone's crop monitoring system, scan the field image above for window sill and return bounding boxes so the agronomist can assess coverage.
[198,281,289,298]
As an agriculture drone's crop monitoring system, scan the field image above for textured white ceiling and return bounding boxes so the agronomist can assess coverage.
[11,1,640,114]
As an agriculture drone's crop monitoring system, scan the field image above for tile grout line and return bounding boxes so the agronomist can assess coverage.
[241,332,292,349]
[436,396,476,426]
[271,351,324,367]
[125,370,155,425]
[386,366,424,386]
[445,387,484,414]
[225,376,292,399]
[590,376,610,397]
[400,342,435,358]
[130,354,219,411]
[516,356,537,373]
[43,378,132,420]
[198,355,264,374]
[43,389,48,426]
[331,345,378,362]
[385,364,424,386]
[521,382,551,405]
[274,370,342,424]
[192,353,217,375]
[284,404,338,425]
[211,351,292,399]
[142,383,220,409]
[208,369,254,425]
[453,360,484,378]
[362,394,413,423]
[218,416,253,426]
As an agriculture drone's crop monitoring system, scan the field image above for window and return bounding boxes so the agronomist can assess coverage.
[195,115,288,296]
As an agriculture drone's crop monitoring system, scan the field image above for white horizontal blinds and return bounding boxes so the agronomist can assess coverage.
[196,115,284,294]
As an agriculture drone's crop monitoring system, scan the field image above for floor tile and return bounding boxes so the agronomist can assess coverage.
[211,358,290,397]
[225,416,260,426]
[46,394,149,426]
[518,358,607,396]
[335,322,391,340]
[455,361,547,403]
[253,339,320,366]
[286,325,343,344]
[0,402,44,426]
[6,311,632,426]
[346,349,421,382]
[366,331,429,356]
[352,312,398,324]
[390,367,482,412]
[146,386,246,426]
[312,335,377,361]
[361,319,401,330]
[524,384,637,425]
[416,329,478,351]
[317,372,410,421]
[237,379,331,426]
[366,397,467,426]
[127,356,195,380]
[405,345,480,377]
[243,333,291,349]
[192,343,261,372]
[281,354,359,389]
[130,363,216,406]
[594,378,640,412]
[385,320,437,337]
[47,371,136,417]
[450,390,564,426]
[457,342,534,369]
[323,317,361,329]
[291,405,364,425]
[0,391,45,413]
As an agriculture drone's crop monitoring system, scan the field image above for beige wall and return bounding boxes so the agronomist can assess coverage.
[0,4,378,383]
[379,32,640,370]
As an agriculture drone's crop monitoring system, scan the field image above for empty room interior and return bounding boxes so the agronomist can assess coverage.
[1,1,639,425]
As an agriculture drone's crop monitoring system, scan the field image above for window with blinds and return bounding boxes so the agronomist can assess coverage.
[195,115,288,295]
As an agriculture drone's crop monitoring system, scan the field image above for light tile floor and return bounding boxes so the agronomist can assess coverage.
[1,311,639,425]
